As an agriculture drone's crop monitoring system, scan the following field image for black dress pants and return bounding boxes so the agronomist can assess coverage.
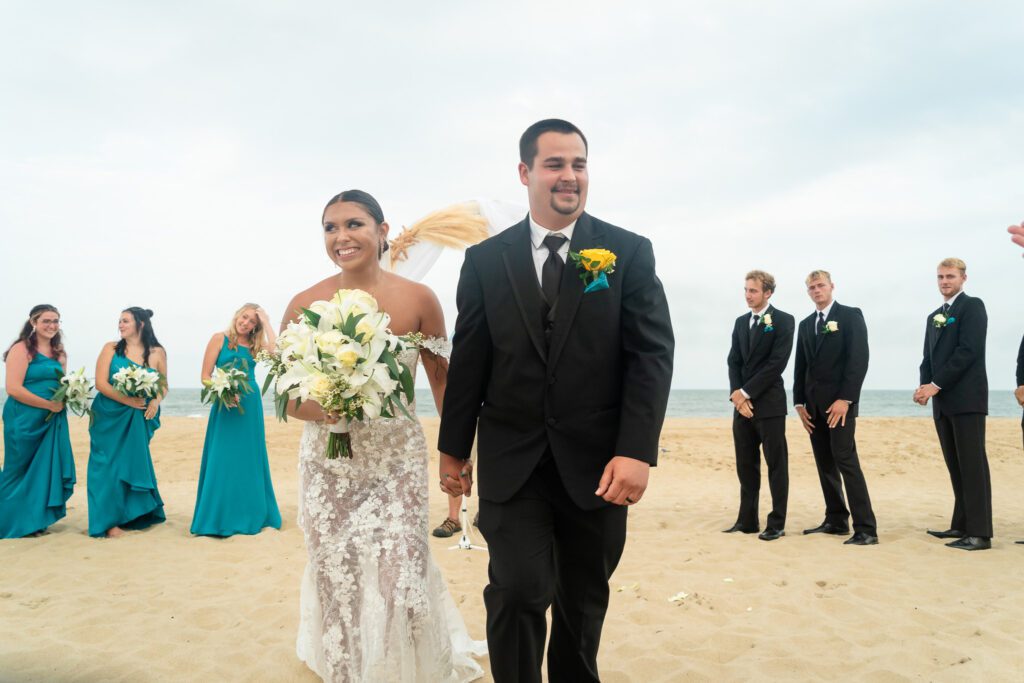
[732,415,789,530]
[935,412,993,538]
[808,412,877,535]
[478,455,628,683]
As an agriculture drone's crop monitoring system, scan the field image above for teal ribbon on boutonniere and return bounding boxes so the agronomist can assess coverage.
[569,248,616,294]
[932,313,956,328]
[762,313,775,333]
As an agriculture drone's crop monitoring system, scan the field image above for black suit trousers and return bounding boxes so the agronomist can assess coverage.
[732,415,789,530]
[478,456,627,683]
[808,412,877,535]
[935,412,993,538]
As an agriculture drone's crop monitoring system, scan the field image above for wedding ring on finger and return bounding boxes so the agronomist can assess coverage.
[625,496,636,504]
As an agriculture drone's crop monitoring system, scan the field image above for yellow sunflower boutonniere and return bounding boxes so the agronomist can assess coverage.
[569,248,617,293]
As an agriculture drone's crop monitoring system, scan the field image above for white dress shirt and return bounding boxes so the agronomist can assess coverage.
[931,291,964,390]
[529,215,576,285]
[813,301,835,334]
[739,305,771,399]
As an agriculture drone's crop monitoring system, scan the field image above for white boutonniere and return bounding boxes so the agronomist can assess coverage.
[762,313,774,332]
[932,313,956,328]
[822,320,839,335]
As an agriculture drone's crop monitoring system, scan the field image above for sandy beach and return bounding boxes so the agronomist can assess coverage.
[2,416,1024,682]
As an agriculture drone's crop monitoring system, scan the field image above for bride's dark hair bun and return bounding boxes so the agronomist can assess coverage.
[145,309,155,318]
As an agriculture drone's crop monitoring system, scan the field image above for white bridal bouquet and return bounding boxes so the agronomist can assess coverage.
[201,363,253,413]
[257,289,417,459]
[111,364,164,400]
[48,367,94,422]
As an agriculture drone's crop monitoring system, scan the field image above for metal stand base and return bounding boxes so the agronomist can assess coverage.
[449,497,487,552]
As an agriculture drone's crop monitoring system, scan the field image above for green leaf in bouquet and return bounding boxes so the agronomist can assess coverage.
[301,308,321,328]
[274,390,291,422]
[340,312,367,339]
[261,371,276,396]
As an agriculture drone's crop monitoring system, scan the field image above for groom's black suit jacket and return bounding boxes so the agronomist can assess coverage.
[727,305,794,419]
[438,213,674,510]
[919,293,988,417]
[792,302,869,419]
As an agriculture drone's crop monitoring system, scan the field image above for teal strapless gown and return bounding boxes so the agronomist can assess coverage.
[191,338,280,536]
[0,354,76,538]
[87,354,166,537]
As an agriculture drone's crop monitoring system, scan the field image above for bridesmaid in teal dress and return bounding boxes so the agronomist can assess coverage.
[0,305,76,538]
[87,307,168,538]
[191,304,281,536]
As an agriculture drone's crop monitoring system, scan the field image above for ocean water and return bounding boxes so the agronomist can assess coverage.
[5,389,1020,419]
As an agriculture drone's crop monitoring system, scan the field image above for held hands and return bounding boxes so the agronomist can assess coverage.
[825,400,850,428]
[796,405,814,434]
[595,456,649,506]
[124,396,147,410]
[730,390,754,419]
[913,384,940,406]
[439,453,473,497]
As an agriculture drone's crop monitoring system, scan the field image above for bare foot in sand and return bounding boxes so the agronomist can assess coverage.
[105,527,126,539]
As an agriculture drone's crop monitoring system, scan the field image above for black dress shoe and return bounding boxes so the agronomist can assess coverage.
[926,528,964,539]
[803,522,849,535]
[758,529,784,541]
[843,532,879,545]
[946,536,991,551]
[1016,540,1024,545]
[722,523,759,534]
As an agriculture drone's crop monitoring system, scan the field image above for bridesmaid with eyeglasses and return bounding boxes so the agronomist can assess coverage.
[0,305,76,538]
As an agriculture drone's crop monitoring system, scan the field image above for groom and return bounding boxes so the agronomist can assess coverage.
[438,119,674,682]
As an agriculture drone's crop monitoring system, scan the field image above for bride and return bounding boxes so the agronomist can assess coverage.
[281,189,486,682]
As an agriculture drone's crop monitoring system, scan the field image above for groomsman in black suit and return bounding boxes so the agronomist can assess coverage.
[793,270,878,545]
[438,119,674,682]
[915,258,993,551]
[725,270,794,541]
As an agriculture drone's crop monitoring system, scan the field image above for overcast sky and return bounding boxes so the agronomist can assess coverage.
[2,1,1022,390]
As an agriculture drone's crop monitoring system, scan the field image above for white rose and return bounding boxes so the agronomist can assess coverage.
[933,314,945,323]
[826,321,839,332]
[331,289,379,317]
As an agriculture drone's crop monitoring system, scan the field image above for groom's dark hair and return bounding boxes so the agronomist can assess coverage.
[519,119,588,168]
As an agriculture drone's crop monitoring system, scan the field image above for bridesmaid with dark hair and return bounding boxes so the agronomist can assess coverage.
[0,305,76,538]
[191,304,282,536]
[87,307,168,538]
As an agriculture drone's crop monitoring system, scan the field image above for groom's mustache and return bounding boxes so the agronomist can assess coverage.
[552,183,579,194]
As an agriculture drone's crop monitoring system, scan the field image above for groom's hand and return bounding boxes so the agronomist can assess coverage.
[595,456,650,506]
[439,452,473,497]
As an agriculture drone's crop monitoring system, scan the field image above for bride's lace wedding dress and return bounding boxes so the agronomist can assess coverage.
[295,343,486,682]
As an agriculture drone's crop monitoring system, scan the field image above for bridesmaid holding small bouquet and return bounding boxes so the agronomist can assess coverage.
[0,305,76,538]
[87,307,168,538]
[190,304,281,537]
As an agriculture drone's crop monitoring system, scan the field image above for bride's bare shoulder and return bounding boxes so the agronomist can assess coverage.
[384,272,439,305]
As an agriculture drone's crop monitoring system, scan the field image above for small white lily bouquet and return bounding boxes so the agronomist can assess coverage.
[257,289,417,459]
[111,365,165,400]
[48,367,94,422]
[201,362,253,414]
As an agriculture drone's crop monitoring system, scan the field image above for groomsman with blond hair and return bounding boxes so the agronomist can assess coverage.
[725,270,794,541]
[793,270,878,545]
[915,258,993,550]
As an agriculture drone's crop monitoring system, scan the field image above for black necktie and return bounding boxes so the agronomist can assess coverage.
[541,234,567,305]
[749,314,760,343]
[817,311,826,335]
[942,303,950,315]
